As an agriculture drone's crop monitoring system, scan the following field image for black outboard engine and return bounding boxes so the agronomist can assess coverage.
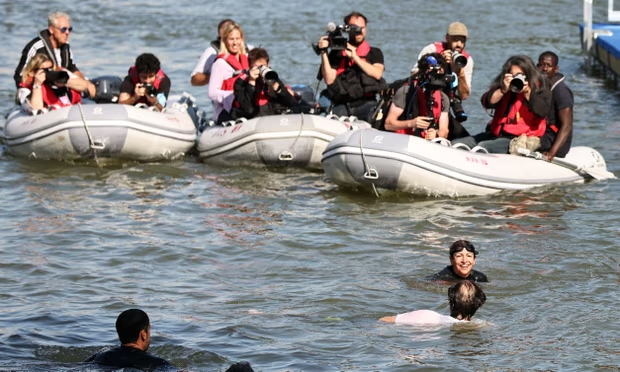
[290,84,316,113]
[90,75,123,103]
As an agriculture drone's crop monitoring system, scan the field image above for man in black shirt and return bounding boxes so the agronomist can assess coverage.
[316,11,385,122]
[429,240,488,282]
[84,309,174,371]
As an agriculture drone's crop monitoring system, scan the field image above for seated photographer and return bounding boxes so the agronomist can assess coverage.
[317,11,385,122]
[17,54,92,114]
[118,53,171,111]
[231,48,297,120]
[451,55,551,154]
[383,53,450,141]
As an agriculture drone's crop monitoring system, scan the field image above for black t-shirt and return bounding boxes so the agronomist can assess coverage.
[119,74,172,99]
[84,345,174,372]
[428,265,488,282]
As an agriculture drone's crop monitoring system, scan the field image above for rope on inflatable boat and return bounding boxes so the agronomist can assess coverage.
[358,128,380,198]
[77,103,105,165]
[279,113,305,161]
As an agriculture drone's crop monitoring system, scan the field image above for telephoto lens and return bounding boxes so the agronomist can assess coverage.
[452,51,468,68]
[259,66,278,81]
[509,73,526,93]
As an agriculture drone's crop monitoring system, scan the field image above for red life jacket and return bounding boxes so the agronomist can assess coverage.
[20,82,81,110]
[217,53,249,91]
[335,41,371,76]
[433,42,471,59]
[485,92,547,137]
[396,87,443,138]
[127,65,166,105]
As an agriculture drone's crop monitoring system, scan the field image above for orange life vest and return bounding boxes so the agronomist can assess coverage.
[486,91,546,137]
[217,53,249,91]
[396,87,443,138]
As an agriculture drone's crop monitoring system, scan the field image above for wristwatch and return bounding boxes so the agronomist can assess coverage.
[32,84,41,89]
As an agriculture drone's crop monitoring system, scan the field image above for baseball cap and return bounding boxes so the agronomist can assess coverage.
[447,22,468,38]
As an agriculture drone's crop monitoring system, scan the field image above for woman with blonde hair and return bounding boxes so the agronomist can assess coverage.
[208,22,249,124]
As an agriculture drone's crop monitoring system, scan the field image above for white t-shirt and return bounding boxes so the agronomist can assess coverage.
[191,45,219,77]
[394,310,461,325]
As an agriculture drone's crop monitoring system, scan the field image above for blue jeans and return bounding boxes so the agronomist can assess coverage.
[451,132,514,154]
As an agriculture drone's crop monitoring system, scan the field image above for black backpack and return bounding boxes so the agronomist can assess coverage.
[368,76,411,130]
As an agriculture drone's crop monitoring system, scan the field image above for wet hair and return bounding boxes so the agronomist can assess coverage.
[490,54,550,92]
[248,48,270,67]
[344,11,368,25]
[538,51,559,67]
[448,280,486,320]
[220,22,246,55]
[22,54,53,84]
[134,53,161,74]
[115,309,150,344]
[449,240,478,257]
[48,11,69,27]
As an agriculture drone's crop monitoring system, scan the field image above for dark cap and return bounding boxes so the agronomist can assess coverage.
[449,240,478,257]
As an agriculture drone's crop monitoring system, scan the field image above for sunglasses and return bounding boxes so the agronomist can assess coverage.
[56,26,73,33]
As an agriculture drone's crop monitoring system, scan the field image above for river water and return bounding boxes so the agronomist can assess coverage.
[1,0,620,371]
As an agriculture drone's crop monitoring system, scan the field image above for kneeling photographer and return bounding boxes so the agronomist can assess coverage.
[384,53,450,140]
[119,53,170,111]
[315,11,385,121]
[231,48,298,120]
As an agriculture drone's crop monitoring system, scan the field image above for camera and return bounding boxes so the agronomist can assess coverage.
[450,96,468,122]
[312,22,363,55]
[451,51,468,69]
[143,83,157,97]
[44,69,70,85]
[258,66,279,81]
[427,116,439,130]
[510,73,526,93]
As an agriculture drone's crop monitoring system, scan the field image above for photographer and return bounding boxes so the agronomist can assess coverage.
[384,53,450,140]
[17,54,93,114]
[412,22,472,101]
[231,48,297,120]
[119,53,171,111]
[316,11,385,121]
[451,55,551,154]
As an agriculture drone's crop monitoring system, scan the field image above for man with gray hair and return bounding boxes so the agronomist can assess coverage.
[13,11,84,88]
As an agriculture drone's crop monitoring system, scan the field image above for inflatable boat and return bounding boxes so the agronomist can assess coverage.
[321,128,615,197]
[197,114,370,170]
[1,90,203,162]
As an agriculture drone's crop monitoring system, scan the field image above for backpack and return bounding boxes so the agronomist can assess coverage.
[368,76,411,130]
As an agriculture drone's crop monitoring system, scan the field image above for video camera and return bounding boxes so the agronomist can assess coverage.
[312,22,363,55]
[422,56,455,88]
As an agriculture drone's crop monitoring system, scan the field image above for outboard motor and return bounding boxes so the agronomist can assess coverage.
[90,75,123,103]
[289,84,317,114]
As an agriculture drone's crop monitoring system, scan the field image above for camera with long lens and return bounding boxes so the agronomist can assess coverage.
[509,73,526,93]
[143,83,157,97]
[312,22,363,55]
[451,51,468,69]
[450,96,468,122]
[44,68,70,85]
[258,66,279,82]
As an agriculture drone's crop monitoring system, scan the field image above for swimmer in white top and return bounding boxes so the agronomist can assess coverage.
[379,280,486,325]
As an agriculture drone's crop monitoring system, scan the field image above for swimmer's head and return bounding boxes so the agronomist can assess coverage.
[448,280,486,320]
[449,240,478,257]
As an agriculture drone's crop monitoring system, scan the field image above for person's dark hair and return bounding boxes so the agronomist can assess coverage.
[448,280,486,320]
[417,52,448,75]
[218,18,234,32]
[344,11,368,25]
[134,53,161,74]
[115,309,150,344]
[248,48,270,67]
[449,240,478,257]
[225,361,255,372]
[538,50,559,67]
[490,54,549,92]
